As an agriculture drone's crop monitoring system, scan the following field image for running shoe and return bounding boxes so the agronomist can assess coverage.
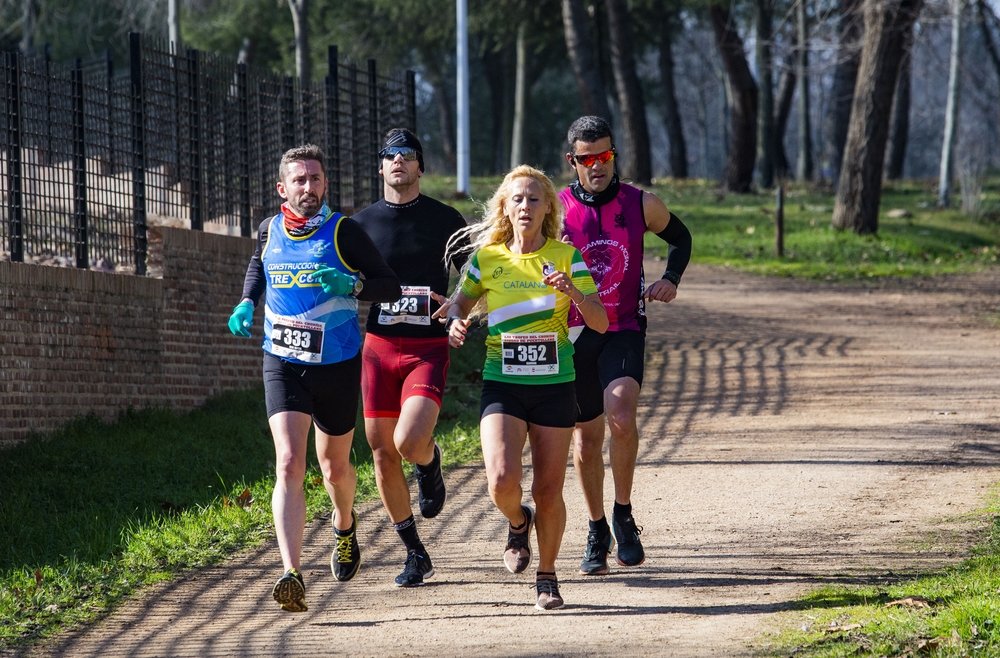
[331,509,362,582]
[272,568,308,612]
[394,549,435,587]
[612,512,645,567]
[534,578,564,610]
[579,529,616,575]
[415,442,447,519]
[503,504,534,574]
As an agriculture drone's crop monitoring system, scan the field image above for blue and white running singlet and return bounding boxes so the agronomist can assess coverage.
[261,207,361,365]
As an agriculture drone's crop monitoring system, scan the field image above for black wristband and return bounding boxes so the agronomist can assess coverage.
[445,316,461,332]
[661,270,681,287]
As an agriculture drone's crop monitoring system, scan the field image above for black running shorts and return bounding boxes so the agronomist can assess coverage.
[263,352,362,436]
[479,379,578,429]
[573,327,646,423]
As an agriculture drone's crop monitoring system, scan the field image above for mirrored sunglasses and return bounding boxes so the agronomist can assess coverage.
[380,146,420,161]
[570,149,615,168]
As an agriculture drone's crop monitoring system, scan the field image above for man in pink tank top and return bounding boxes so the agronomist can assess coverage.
[560,116,692,575]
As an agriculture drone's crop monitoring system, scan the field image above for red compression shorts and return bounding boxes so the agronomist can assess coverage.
[361,334,451,418]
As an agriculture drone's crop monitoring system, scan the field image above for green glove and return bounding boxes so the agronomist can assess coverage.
[228,301,254,337]
[310,267,355,296]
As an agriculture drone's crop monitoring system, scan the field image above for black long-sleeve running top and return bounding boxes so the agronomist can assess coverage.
[240,214,401,306]
[353,195,468,338]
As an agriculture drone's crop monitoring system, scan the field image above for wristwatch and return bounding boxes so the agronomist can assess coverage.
[351,278,364,297]
[661,270,681,287]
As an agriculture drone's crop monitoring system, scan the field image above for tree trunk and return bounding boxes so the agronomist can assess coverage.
[774,49,797,179]
[796,0,813,181]
[168,0,181,54]
[824,0,864,188]
[832,0,923,234]
[710,4,759,193]
[937,0,964,207]
[756,0,775,189]
[605,0,652,184]
[20,0,36,52]
[658,17,688,178]
[884,23,913,180]
[481,44,512,174]
[287,0,311,83]
[421,53,457,170]
[511,23,528,168]
[561,0,613,120]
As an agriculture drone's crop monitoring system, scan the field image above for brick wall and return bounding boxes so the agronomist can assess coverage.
[0,227,265,444]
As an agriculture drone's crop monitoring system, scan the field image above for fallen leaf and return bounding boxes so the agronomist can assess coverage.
[45,604,59,612]
[823,623,862,633]
[236,487,254,509]
[222,496,230,507]
[34,570,43,587]
[886,596,932,608]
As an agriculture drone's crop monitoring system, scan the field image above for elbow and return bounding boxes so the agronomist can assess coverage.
[588,310,609,334]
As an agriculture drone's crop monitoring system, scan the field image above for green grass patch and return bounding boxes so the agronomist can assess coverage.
[0,330,486,650]
[757,493,1000,656]
[423,175,1000,281]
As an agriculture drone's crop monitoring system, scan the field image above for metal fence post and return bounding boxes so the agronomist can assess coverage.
[72,58,88,269]
[187,48,203,231]
[775,185,785,258]
[326,46,341,211]
[282,76,295,150]
[238,62,251,237]
[129,32,147,275]
[44,44,52,164]
[367,58,379,203]
[5,52,24,263]
[405,70,417,133]
[349,64,360,210]
[106,49,114,172]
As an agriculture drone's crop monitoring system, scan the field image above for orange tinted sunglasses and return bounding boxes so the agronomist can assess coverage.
[570,148,616,168]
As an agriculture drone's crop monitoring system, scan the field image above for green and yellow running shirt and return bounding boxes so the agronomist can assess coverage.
[461,238,598,384]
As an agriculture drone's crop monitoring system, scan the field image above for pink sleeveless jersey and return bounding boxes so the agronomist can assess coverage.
[560,183,646,332]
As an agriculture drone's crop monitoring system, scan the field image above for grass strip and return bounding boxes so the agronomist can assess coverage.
[0,330,486,650]
[757,494,1000,656]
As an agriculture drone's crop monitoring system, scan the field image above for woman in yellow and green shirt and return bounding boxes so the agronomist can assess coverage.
[435,165,607,610]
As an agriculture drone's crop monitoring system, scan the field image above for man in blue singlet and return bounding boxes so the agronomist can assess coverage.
[228,145,400,612]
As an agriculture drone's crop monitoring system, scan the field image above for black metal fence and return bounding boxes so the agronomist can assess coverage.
[1,33,416,275]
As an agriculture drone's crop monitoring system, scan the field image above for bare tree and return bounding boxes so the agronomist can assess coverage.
[710,3,758,192]
[796,0,813,181]
[658,9,688,178]
[287,0,310,83]
[832,0,923,234]
[561,0,613,119]
[884,23,914,180]
[824,0,863,187]
[20,0,36,52]
[605,0,652,183]
[168,0,181,53]
[756,0,775,188]
[774,48,797,178]
[937,0,964,207]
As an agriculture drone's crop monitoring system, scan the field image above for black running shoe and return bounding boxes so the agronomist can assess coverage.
[272,568,307,612]
[394,549,435,587]
[331,510,362,582]
[612,513,645,567]
[579,529,615,575]
[534,578,564,610]
[503,505,534,574]
[415,443,447,519]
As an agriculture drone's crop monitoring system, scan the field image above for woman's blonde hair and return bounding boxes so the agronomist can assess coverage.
[446,165,563,267]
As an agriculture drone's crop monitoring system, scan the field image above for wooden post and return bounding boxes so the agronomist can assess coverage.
[775,185,785,257]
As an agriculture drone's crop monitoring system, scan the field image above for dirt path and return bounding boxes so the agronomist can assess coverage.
[20,263,1000,658]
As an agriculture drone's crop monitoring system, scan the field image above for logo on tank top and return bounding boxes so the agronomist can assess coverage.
[307,241,331,258]
[582,239,630,296]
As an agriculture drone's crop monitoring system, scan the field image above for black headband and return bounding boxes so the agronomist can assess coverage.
[381,131,425,172]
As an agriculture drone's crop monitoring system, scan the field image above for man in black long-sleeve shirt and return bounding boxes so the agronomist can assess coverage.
[228,144,400,613]
[353,129,467,587]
